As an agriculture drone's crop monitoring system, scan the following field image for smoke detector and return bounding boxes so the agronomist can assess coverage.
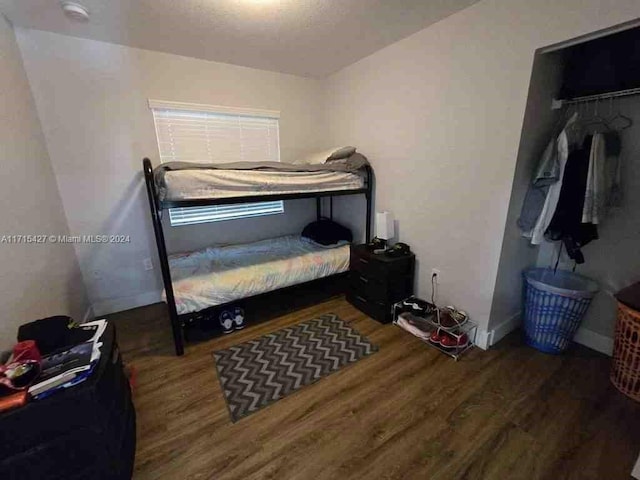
[61,2,90,22]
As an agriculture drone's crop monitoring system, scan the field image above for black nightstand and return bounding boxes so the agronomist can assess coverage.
[347,244,415,323]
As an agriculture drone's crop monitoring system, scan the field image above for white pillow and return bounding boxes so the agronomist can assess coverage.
[298,147,337,165]
[327,146,356,160]
[298,146,356,165]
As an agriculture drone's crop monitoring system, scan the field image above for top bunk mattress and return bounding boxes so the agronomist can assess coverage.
[161,169,365,201]
[153,153,369,201]
[165,235,350,314]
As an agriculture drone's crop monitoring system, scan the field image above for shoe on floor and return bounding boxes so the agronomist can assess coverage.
[219,311,234,334]
[437,306,469,329]
[429,329,445,344]
[232,307,245,330]
[402,297,437,316]
[396,316,431,341]
[439,332,470,350]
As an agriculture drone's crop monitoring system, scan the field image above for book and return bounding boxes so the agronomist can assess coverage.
[32,367,95,400]
[29,341,92,389]
[27,319,107,398]
[28,373,77,397]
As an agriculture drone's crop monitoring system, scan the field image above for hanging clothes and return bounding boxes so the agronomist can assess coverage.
[545,135,598,264]
[609,153,623,207]
[582,131,623,224]
[519,113,577,245]
[517,140,559,231]
[518,110,625,262]
[581,132,606,224]
[603,130,623,208]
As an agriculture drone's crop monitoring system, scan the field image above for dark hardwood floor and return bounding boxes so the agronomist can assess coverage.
[107,297,640,480]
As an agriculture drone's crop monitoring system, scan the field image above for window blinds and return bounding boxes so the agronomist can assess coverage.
[150,103,283,226]
[152,109,280,164]
[167,201,284,226]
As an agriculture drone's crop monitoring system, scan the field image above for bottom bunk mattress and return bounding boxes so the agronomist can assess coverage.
[164,235,350,315]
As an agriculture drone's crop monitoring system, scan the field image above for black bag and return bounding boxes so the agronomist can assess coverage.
[302,218,352,246]
[17,315,91,356]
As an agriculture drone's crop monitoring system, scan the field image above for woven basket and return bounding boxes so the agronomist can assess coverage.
[611,301,640,402]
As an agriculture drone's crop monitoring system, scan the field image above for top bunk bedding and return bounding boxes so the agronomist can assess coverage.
[153,153,369,202]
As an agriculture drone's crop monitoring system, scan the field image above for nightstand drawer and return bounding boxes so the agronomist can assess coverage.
[349,271,387,299]
[349,272,413,302]
[350,248,413,278]
[346,293,391,323]
[350,254,384,277]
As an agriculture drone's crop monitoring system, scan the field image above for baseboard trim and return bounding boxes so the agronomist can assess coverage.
[481,314,613,356]
[474,313,521,350]
[489,313,521,347]
[573,327,614,356]
[474,330,490,350]
[92,291,163,317]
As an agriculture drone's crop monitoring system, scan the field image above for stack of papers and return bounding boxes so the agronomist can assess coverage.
[28,319,107,400]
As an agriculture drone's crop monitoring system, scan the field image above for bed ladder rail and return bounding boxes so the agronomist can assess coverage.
[143,158,184,356]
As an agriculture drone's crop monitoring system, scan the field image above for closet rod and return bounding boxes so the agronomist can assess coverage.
[552,86,640,110]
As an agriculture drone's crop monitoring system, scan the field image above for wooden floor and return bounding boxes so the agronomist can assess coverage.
[108,297,640,480]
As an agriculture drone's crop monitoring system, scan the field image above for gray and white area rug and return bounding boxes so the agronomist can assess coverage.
[213,313,378,422]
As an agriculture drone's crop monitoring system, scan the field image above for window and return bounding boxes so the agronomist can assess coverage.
[149,100,284,226]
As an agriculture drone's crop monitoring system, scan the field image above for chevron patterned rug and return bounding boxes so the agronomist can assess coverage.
[212,313,378,422]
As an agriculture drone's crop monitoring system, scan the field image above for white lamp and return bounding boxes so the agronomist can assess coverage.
[375,211,395,247]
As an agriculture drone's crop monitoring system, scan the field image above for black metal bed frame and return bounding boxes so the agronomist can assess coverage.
[142,158,373,356]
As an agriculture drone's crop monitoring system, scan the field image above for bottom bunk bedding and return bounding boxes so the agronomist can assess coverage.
[164,235,350,315]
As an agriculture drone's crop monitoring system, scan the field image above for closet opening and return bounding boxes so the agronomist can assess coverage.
[490,25,640,354]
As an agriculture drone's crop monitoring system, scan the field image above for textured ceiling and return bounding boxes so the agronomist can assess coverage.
[0,0,478,77]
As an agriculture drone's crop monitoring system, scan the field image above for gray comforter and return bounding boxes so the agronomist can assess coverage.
[153,153,369,188]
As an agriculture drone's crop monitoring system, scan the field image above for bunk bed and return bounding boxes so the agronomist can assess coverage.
[142,157,373,356]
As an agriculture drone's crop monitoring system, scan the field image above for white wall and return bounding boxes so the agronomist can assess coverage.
[323,0,640,342]
[15,29,327,316]
[537,94,640,346]
[0,16,88,349]
[489,51,565,337]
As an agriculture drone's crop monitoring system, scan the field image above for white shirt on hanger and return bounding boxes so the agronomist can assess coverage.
[524,113,577,245]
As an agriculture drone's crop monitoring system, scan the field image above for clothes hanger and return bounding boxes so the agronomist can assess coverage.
[606,96,633,131]
[581,98,611,133]
[552,102,576,134]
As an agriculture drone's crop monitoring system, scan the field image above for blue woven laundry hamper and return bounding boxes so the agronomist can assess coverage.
[523,268,598,354]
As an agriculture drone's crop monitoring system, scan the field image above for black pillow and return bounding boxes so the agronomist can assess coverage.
[302,218,352,246]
